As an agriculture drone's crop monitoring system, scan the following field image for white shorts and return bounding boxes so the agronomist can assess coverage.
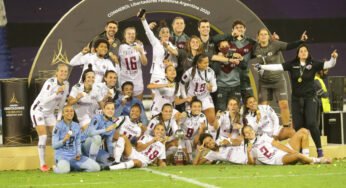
[273,126,283,137]
[273,144,292,165]
[273,150,287,165]
[128,148,149,167]
[226,146,248,164]
[197,95,215,111]
[30,110,57,127]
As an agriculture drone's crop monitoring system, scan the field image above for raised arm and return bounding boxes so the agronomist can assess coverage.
[70,46,90,66]
[323,50,338,69]
[140,15,159,46]
[254,63,284,71]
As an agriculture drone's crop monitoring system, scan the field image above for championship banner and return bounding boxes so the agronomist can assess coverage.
[0,79,30,145]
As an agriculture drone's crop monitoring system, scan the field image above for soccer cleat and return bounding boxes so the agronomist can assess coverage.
[40,164,49,172]
[107,157,115,162]
[111,161,120,166]
[101,166,110,171]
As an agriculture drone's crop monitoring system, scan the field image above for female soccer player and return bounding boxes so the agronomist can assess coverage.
[52,105,100,173]
[104,124,167,170]
[193,133,247,165]
[145,103,181,160]
[242,125,332,165]
[68,65,103,130]
[30,63,69,172]
[96,70,119,108]
[148,65,191,116]
[254,45,338,157]
[81,101,117,162]
[112,104,145,164]
[213,97,244,144]
[114,81,148,125]
[70,38,119,83]
[138,11,178,83]
[176,35,204,82]
[118,27,148,100]
[179,99,208,162]
[180,54,217,126]
[243,96,295,141]
[115,104,144,140]
[146,103,179,139]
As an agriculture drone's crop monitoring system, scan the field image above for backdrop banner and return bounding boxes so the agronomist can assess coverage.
[1,79,31,145]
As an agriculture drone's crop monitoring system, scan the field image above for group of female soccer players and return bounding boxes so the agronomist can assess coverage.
[30,10,337,173]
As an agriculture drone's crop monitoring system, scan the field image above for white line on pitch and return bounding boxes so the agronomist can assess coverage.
[194,172,346,180]
[141,168,220,188]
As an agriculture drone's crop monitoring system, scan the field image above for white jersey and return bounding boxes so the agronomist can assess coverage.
[132,135,166,165]
[70,53,120,83]
[69,83,103,123]
[146,116,179,138]
[180,112,207,140]
[251,134,287,165]
[205,145,247,164]
[31,77,69,119]
[180,67,217,98]
[151,77,180,116]
[94,82,117,100]
[141,19,177,80]
[216,111,242,139]
[116,116,142,139]
[245,105,281,137]
[118,43,145,87]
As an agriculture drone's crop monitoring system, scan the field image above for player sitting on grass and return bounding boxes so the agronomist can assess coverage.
[103,124,167,170]
[193,133,247,165]
[112,103,145,164]
[81,100,117,164]
[243,95,295,141]
[52,105,100,173]
[242,125,332,165]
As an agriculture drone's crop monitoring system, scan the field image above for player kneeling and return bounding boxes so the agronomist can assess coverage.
[103,124,167,170]
[52,105,100,173]
[242,125,332,165]
[193,133,247,165]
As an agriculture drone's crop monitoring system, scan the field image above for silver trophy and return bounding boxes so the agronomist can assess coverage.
[174,129,187,165]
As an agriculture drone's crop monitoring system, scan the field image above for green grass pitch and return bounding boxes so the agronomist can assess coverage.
[0,160,345,188]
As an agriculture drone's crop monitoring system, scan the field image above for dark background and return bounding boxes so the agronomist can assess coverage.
[3,0,346,77]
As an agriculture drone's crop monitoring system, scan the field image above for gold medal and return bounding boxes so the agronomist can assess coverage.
[298,77,302,83]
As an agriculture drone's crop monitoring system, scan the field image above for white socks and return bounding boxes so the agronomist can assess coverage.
[109,160,135,170]
[302,148,310,157]
[113,137,125,163]
[38,135,47,167]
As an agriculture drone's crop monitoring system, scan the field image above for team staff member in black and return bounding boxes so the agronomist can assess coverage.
[254,44,338,157]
